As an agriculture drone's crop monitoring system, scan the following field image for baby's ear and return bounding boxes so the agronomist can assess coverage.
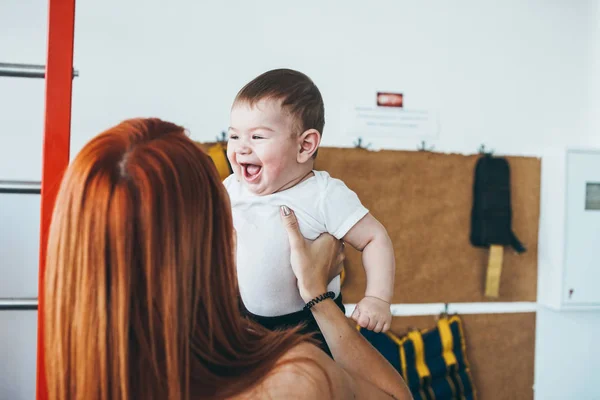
[297,129,321,163]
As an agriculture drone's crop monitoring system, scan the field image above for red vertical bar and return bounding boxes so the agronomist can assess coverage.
[36,0,76,399]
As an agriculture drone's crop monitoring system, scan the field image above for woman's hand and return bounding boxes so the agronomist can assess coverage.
[280,205,344,302]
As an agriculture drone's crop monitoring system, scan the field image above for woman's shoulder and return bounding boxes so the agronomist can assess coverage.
[230,342,344,399]
[265,342,342,398]
[276,341,333,370]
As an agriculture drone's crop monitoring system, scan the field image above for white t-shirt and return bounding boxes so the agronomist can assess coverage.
[224,170,369,317]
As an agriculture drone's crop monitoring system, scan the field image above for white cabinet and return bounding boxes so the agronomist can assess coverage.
[562,150,600,306]
[539,149,600,311]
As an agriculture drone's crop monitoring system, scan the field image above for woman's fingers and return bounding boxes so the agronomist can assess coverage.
[333,260,344,278]
[330,251,344,281]
[324,240,345,282]
[280,206,304,250]
[282,208,346,302]
[336,241,345,265]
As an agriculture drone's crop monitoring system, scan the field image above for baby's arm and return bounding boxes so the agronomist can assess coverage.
[343,213,395,332]
[344,213,395,301]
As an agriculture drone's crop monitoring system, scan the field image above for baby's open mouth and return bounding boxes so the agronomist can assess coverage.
[242,163,262,182]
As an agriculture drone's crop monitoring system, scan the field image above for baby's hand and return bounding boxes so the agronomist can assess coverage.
[351,296,392,333]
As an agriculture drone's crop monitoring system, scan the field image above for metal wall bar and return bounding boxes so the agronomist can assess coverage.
[0,180,42,194]
[0,62,78,79]
[0,298,38,311]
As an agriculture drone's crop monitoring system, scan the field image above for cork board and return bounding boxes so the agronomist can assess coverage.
[313,148,541,303]
[388,312,536,400]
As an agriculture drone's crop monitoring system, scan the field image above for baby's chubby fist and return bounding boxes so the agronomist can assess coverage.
[351,296,392,333]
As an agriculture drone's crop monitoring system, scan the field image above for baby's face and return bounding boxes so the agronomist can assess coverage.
[227,99,305,195]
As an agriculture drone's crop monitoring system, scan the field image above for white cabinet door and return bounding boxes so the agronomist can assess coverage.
[563,150,600,305]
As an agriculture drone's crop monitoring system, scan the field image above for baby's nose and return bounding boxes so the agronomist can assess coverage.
[236,144,251,155]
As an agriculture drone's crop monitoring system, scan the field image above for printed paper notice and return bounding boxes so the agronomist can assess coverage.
[343,106,439,139]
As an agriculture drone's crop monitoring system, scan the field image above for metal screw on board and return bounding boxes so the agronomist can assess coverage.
[569,289,574,299]
[354,137,371,150]
[417,140,434,152]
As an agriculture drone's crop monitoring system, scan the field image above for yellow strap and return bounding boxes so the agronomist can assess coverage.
[437,318,458,368]
[484,244,504,298]
[407,330,430,380]
[207,143,231,180]
[399,342,409,387]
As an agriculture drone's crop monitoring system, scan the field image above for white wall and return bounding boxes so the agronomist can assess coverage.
[1,1,599,399]
[0,0,47,182]
[69,0,598,156]
[0,0,47,398]
[590,1,600,145]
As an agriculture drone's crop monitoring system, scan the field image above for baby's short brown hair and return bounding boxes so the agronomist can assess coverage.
[234,68,325,139]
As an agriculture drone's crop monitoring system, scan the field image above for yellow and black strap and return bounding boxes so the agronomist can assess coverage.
[206,142,233,180]
[438,317,461,399]
[484,244,504,298]
[405,330,435,400]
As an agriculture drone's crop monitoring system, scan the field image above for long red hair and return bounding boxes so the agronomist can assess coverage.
[44,118,310,399]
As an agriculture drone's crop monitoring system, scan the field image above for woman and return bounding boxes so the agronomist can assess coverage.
[44,118,411,399]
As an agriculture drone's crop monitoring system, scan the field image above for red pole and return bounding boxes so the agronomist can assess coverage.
[36,0,76,398]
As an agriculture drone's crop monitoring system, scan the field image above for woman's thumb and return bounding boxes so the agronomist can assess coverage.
[280,206,303,248]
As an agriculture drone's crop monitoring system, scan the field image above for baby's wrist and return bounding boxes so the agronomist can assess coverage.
[364,294,391,304]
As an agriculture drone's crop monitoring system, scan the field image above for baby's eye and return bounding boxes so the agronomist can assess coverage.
[252,135,264,140]
[229,135,239,140]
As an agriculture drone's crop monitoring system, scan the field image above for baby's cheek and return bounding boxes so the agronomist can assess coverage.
[261,147,285,164]
[262,153,287,175]
[267,163,286,178]
[226,149,237,168]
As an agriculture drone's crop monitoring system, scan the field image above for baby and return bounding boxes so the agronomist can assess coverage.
[224,69,395,349]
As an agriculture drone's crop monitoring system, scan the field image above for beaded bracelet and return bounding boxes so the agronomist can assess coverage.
[304,291,335,311]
